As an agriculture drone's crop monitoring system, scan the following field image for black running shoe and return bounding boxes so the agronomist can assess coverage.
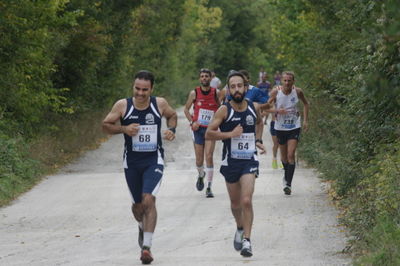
[138,225,143,248]
[205,187,214,198]
[233,229,243,251]
[283,186,291,195]
[140,246,153,264]
[196,173,205,191]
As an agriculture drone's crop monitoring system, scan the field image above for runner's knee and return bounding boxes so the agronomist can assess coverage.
[241,196,252,209]
[141,194,156,210]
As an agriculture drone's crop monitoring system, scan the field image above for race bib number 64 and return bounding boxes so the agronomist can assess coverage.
[231,133,255,159]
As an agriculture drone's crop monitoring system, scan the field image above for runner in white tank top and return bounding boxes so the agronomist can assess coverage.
[267,71,309,195]
[274,86,301,131]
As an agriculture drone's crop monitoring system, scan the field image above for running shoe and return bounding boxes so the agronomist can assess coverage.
[138,225,143,248]
[205,187,214,198]
[283,186,292,195]
[278,161,284,169]
[233,229,243,251]
[196,172,205,191]
[240,239,253,257]
[272,159,278,169]
[140,246,153,264]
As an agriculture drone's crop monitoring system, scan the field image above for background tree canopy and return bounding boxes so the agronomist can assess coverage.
[1,0,399,264]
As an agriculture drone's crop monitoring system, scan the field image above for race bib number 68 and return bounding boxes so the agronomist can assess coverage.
[132,124,158,152]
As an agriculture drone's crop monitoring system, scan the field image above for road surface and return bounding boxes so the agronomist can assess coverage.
[0,108,350,265]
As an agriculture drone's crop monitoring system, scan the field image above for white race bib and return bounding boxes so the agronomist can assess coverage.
[198,108,214,126]
[132,124,158,152]
[277,110,299,130]
[231,133,255,159]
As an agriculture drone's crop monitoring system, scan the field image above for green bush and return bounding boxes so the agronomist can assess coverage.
[355,217,400,266]
[0,135,41,206]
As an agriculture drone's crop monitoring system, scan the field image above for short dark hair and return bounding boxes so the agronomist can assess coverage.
[226,71,248,87]
[199,68,212,77]
[134,70,155,87]
[238,69,250,80]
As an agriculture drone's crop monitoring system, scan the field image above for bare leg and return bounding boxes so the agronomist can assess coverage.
[280,143,288,164]
[239,174,255,239]
[204,139,215,169]
[204,140,215,186]
[287,139,298,164]
[226,181,242,228]
[132,203,144,223]
[141,194,157,232]
[272,135,279,159]
[194,143,205,168]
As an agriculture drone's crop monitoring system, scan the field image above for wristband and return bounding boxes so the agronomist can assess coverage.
[168,127,176,134]
[255,139,263,144]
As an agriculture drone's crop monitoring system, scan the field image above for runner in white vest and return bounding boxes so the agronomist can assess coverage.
[268,71,309,195]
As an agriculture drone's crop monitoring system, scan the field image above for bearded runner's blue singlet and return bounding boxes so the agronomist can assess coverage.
[219,100,259,183]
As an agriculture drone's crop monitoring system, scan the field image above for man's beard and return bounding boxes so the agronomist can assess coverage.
[201,81,210,87]
[232,92,245,103]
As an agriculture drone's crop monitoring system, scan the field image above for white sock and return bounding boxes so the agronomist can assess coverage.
[235,229,244,242]
[205,167,213,183]
[197,166,205,177]
[138,221,143,229]
[143,232,153,248]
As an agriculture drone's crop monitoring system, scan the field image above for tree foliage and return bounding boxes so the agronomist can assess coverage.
[1,0,399,263]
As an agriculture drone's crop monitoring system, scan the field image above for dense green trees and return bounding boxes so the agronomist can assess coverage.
[254,1,400,264]
[1,0,399,263]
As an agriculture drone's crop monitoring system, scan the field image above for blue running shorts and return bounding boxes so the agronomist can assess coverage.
[192,126,207,145]
[124,164,164,203]
[220,160,259,183]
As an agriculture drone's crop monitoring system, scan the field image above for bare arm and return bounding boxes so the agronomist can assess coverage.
[183,90,195,123]
[157,97,177,141]
[216,89,221,106]
[205,105,243,140]
[254,103,266,154]
[267,87,278,105]
[102,99,139,136]
[296,87,310,131]
[218,86,227,104]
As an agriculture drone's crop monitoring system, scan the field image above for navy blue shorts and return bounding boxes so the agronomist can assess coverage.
[270,120,277,136]
[124,164,164,203]
[276,128,301,145]
[220,160,259,183]
[192,126,207,145]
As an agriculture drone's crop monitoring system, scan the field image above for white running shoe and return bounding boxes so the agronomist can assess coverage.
[240,239,253,257]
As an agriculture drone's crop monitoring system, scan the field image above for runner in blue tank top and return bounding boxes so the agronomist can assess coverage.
[102,70,177,264]
[206,71,272,258]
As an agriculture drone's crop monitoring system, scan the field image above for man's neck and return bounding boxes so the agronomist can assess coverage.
[283,86,293,95]
[200,85,211,92]
[230,100,247,112]
[133,97,151,110]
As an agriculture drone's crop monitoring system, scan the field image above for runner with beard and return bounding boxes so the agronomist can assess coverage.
[184,68,221,197]
[206,71,269,257]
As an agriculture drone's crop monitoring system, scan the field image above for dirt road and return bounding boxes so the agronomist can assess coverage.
[0,108,349,265]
